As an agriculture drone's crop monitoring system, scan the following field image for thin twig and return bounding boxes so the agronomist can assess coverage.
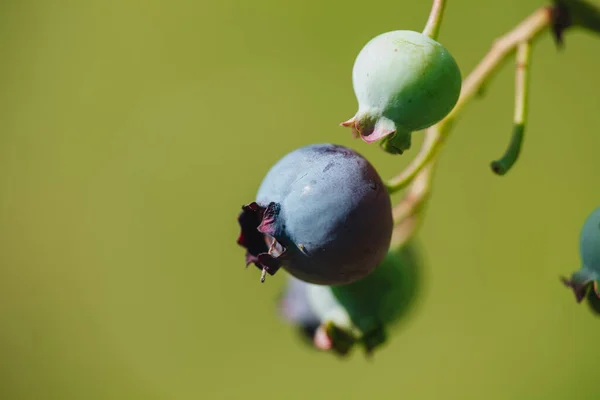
[491,41,532,175]
[390,160,436,249]
[387,7,552,194]
[389,6,553,247]
[392,163,434,224]
[423,0,447,40]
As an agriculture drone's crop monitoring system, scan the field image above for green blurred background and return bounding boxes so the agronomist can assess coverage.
[1,0,599,398]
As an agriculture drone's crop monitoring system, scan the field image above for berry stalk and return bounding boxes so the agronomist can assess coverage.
[422,0,447,40]
[491,41,532,175]
[388,6,553,247]
[390,162,435,250]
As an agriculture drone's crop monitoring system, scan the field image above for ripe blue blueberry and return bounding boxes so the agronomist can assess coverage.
[561,206,600,303]
[237,144,393,286]
[277,243,421,357]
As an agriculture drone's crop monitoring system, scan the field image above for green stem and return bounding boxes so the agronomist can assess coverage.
[491,41,531,175]
[422,0,447,40]
[388,7,553,248]
[385,127,443,193]
[491,124,525,175]
[389,160,436,250]
[387,7,551,194]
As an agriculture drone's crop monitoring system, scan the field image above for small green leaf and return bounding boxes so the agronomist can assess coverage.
[360,325,388,357]
[324,321,356,357]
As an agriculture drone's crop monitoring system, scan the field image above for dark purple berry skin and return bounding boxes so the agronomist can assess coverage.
[237,143,393,285]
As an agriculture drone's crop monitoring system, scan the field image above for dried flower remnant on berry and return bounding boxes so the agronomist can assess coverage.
[237,202,285,282]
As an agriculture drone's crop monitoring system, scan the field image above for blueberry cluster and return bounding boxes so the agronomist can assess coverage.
[236,25,464,357]
[237,28,463,283]
[234,0,600,359]
[235,11,600,357]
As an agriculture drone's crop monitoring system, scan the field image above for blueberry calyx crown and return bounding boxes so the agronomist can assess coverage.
[340,112,412,155]
[561,276,600,303]
[560,276,589,303]
[237,202,286,283]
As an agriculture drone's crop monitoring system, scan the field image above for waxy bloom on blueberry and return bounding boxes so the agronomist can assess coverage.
[561,206,600,303]
[277,243,421,357]
[237,144,393,285]
[341,30,462,154]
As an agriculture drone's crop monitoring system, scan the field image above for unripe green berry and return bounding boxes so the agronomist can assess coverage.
[562,207,600,303]
[579,207,600,270]
[304,243,421,356]
[341,30,462,154]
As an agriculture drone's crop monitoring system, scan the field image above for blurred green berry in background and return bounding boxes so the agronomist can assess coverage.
[278,242,422,357]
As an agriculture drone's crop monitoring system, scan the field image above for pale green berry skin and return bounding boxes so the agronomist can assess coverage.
[579,207,600,274]
[350,30,462,153]
[570,207,600,285]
